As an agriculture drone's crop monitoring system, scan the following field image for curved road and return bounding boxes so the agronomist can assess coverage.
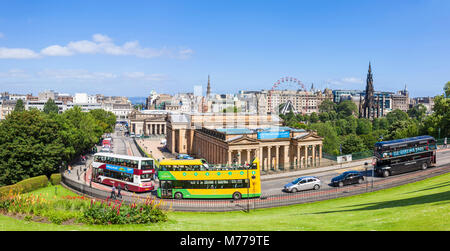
[71,129,450,211]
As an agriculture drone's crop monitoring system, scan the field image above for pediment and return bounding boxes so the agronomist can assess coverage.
[294,132,323,142]
[227,135,259,145]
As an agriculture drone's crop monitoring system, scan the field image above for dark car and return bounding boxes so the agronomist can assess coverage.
[331,170,364,187]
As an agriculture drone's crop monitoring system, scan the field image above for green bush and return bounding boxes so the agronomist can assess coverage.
[0,175,49,196]
[50,173,61,185]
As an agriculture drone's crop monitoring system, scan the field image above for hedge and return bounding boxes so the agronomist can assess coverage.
[50,173,61,185]
[0,175,50,196]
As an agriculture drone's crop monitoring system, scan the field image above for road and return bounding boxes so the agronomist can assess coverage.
[103,125,142,157]
[261,149,450,195]
[98,128,450,198]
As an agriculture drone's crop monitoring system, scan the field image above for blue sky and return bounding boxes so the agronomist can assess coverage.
[0,0,449,97]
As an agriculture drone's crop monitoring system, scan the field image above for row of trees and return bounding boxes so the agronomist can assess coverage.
[0,99,116,186]
[280,82,449,156]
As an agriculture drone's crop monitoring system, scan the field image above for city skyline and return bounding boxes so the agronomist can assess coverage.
[1,0,449,97]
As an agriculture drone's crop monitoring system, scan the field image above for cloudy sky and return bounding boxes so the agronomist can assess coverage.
[0,0,449,97]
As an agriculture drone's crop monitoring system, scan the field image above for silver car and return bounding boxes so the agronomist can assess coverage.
[283,176,322,192]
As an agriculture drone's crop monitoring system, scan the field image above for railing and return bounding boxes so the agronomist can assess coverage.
[61,164,450,212]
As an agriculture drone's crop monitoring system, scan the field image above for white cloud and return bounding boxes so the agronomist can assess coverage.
[178,48,194,59]
[0,69,30,78]
[92,33,112,43]
[38,69,118,80]
[67,40,100,54]
[40,45,73,56]
[0,47,40,59]
[0,33,193,60]
[341,77,363,84]
[0,32,4,39]
[328,77,363,86]
[122,72,167,81]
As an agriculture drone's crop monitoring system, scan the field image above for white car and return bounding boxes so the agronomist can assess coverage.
[283,176,322,192]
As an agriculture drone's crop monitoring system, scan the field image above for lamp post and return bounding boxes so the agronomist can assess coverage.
[364,162,368,192]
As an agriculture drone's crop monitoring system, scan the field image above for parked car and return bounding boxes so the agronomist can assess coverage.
[177,154,194,160]
[283,176,322,192]
[331,171,364,187]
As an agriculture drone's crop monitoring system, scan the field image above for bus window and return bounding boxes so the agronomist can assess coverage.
[141,160,154,170]
[140,173,152,180]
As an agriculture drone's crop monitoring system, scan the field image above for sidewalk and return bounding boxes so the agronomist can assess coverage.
[261,158,372,181]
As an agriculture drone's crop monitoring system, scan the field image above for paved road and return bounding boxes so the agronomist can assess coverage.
[80,128,450,200]
[261,149,450,195]
[101,126,142,157]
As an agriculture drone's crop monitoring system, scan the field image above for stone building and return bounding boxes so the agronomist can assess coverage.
[128,110,169,136]
[165,112,323,171]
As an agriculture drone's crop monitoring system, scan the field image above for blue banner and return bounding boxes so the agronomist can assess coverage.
[257,130,290,140]
[105,164,134,174]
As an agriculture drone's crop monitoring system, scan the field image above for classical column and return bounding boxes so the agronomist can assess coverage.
[238,150,242,165]
[305,145,309,168]
[275,146,280,171]
[312,144,316,167]
[319,144,322,164]
[284,145,289,170]
[228,150,232,166]
[246,149,251,164]
[297,145,301,169]
[267,146,272,171]
[259,147,264,171]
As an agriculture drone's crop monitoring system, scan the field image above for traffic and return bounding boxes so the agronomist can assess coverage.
[93,126,441,200]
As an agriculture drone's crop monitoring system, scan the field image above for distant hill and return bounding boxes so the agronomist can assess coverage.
[128,97,147,105]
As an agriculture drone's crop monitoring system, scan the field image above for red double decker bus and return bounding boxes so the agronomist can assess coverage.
[92,153,155,192]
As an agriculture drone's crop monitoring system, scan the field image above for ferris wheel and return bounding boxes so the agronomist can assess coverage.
[268,76,310,115]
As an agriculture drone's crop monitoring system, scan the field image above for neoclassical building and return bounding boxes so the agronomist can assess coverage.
[165,112,323,172]
[190,127,323,172]
[128,110,169,136]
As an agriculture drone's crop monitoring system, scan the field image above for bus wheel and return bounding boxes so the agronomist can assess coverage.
[421,162,428,170]
[232,192,242,200]
[383,170,390,177]
[174,192,183,200]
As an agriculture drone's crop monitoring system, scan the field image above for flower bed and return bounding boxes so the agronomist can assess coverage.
[0,190,167,225]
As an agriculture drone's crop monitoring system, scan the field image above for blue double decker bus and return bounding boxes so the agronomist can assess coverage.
[374,135,437,177]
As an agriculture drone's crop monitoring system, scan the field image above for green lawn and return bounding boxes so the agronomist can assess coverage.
[1,172,449,231]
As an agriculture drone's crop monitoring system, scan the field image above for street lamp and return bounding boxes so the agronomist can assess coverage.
[364,162,368,192]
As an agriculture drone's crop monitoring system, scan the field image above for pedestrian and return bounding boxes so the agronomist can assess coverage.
[110,185,116,199]
[444,137,447,149]
[117,184,122,199]
[68,165,72,174]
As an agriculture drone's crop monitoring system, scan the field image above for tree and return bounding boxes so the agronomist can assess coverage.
[386,109,409,125]
[43,98,59,114]
[0,110,65,185]
[319,112,330,122]
[318,100,336,113]
[336,100,358,118]
[356,118,372,135]
[340,134,366,154]
[309,112,319,123]
[14,99,25,112]
[407,104,427,122]
[309,122,340,155]
[444,81,450,98]
[422,94,450,138]
[386,120,419,140]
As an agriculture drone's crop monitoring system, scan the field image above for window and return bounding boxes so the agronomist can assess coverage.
[141,160,154,170]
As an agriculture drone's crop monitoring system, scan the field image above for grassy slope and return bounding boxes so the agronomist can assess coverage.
[1,172,449,231]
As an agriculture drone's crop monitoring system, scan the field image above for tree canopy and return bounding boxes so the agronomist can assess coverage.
[0,106,116,186]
